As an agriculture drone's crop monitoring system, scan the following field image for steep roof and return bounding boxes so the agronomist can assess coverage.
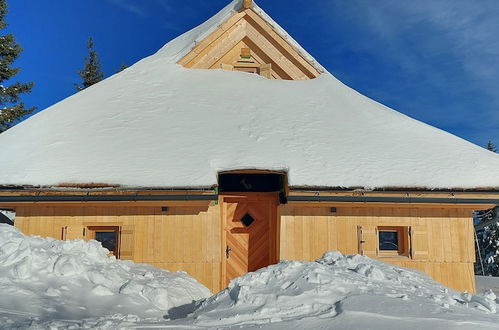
[1,0,499,190]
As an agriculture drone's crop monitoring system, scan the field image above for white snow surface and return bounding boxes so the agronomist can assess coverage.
[2,226,499,329]
[0,224,211,329]
[477,275,499,296]
[1,0,499,189]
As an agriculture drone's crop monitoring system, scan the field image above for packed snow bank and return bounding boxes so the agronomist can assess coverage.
[171,251,499,329]
[0,224,211,327]
[2,226,499,329]
[477,275,499,296]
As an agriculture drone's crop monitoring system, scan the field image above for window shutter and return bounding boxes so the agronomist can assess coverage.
[119,225,135,260]
[260,63,272,79]
[409,226,429,260]
[62,225,86,240]
[220,63,234,71]
[357,225,377,257]
[357,226,363,255]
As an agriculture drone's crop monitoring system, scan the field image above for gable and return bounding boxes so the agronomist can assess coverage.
[178,5,321,80]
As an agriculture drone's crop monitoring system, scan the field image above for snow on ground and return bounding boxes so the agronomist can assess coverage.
[2,224,499,329]
[477,275,499,296]
[0,224,211,329]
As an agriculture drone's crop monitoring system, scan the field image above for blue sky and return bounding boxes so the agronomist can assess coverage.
[7,0,499,147]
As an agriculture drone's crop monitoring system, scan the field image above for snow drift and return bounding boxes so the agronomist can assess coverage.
[0,224,211,328]
[2,225,499,329]
[1,1,499,189]
[169,251,499,329]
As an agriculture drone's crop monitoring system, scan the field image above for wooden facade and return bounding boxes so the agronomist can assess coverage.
[4,189,491,293]
[178,5,322,80]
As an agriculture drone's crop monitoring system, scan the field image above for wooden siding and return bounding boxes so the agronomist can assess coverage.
[13,202,477,293]
[279,205,476,292]
[15,203,222,292]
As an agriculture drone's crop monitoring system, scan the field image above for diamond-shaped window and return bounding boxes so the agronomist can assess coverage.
[240,213,255,227]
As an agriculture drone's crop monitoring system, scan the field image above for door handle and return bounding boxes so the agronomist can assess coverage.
[226,246,232,259]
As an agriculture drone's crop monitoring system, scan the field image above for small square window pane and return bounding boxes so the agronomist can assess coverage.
[379,231,399,251]
[95,231,116,252]
[240,213,255,227]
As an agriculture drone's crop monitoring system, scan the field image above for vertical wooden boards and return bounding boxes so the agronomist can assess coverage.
[279,204,477,292]
[409,225,429,260]
[62,225,86,240]
[357,225,377,257]
[15,202,223,293]
[14,201,478,293]
[260,63,272,79]
[119,225,135,260]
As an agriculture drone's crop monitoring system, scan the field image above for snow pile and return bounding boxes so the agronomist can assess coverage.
[2,233,499,329]
[167,251,498,329]
[0,224,211,327]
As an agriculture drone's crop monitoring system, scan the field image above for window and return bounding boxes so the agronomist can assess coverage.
[377,226,409,257]
[0,209,15,226]
[87,226,120,256]
[240,213,256,227]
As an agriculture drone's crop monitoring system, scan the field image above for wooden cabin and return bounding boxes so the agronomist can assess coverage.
[1,0,499,294]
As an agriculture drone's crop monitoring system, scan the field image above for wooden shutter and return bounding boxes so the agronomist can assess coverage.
[357,226,363,255]
[220,63,234,71]
[409,226,429,260]
[357,225,377,257]
[260,63,272,79]
[62,225,86,240]
[118,225,135,260]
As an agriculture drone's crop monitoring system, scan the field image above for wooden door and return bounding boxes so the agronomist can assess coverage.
[221,193,278,286]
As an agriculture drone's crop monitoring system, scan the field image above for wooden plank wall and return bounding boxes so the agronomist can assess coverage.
[14,202,477,293]
[279,205,476,292]
[15,203,222,292]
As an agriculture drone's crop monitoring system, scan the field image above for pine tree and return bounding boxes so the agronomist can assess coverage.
[0,0,35,133]
[474,143,498,275]
[75,36,104,91]
[115,63,127,74]
[487,141,497,153]
[475,207,499,276]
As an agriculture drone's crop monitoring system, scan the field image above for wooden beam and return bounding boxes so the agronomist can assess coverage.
[188,20,247,69]
[178,11,246,67]
[243,0,253,10]
[244,10,321,78]
[244,23,307,79]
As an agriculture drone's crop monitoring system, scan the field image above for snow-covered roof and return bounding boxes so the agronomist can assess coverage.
[1,0,499,190]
